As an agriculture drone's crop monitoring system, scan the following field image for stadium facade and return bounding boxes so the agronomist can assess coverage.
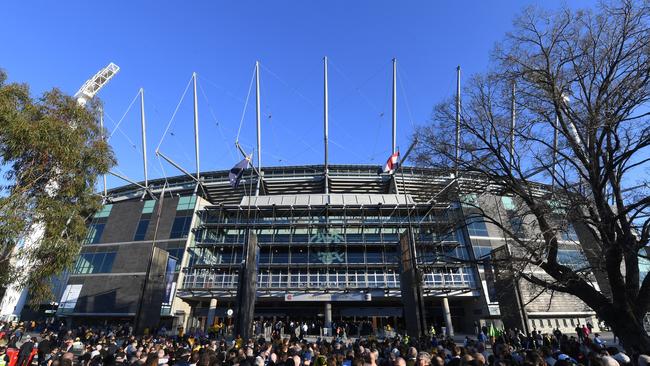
[51,164,602,335]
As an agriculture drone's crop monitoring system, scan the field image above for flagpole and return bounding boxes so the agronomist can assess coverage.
[324,56,329,194]
[455,66,461,177]
[255,61,262,196]
[510,81,515,167]
[140,88,148,188]
[99,107,107,197]
[193,72,200,182]
[392,58,397,155]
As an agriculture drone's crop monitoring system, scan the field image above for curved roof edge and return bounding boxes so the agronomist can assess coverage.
[104,164,548,205]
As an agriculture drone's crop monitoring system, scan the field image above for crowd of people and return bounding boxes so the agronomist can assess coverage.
[0,320,644,366]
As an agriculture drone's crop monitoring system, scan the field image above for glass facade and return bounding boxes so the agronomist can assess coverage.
[84,222,105,244]
[182,204,477,294]
[73,252,116,274]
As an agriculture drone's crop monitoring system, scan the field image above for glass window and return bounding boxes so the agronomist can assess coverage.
[271,248,290,264]
[133,219,150,241]
[170,215,193,239]
[258,248,271,264]
[177,196,197,211]
[73,252,116,274]
[142,200,156,214]
[466,217,489,237]
[640,250,650,283]
[548,200,567,215]
[509,216,525,237]
[560,224,579,241]
[100,253,116,272]
[167,248,184,270]
[366,248,383,263]
[347,249,365,264]
[557,249,588,270]
[84,223,105,244]
[473,246,492,259]
[94,204,113,218]
[461,194,478,208]
[291,249,308,264]
[501,196,516,211]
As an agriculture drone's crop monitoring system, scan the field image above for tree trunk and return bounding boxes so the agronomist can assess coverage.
[602,306,650,354]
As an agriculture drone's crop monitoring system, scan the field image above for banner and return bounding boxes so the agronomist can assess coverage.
[163,257,177,305]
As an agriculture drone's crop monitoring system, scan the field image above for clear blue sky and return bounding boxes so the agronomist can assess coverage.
[1,0,596,189]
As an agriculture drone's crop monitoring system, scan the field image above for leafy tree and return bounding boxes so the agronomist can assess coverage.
[414,1,650,352]
[0,69,114,305]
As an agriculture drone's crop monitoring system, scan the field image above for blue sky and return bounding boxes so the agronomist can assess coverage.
[1,0,596,189]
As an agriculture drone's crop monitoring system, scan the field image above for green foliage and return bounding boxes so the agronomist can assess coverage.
[0,68,115,304]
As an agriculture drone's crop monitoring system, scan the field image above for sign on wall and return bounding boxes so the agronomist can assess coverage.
[284,292,371,302]
[309,228,345,264]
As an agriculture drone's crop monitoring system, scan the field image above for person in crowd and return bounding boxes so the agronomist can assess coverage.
[16,335,35,366]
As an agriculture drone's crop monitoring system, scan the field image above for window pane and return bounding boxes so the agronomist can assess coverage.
[100,253,116,272]
[142,200,156,214]
[466,218,489,237]
[134,219,150,241]
[73,252,116,274]
[501,196,516,211]
[170,216,192,238]
[94,204,113,218]
[85,224,105,244]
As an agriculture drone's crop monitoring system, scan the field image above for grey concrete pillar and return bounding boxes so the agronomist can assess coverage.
[324,302,332,336]
[442,297,454,336]
[206,298,217,331]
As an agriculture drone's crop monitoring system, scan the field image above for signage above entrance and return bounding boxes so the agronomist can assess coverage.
[284,292,371,302]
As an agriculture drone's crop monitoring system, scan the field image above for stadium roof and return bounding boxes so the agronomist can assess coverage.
[105,164,530,206]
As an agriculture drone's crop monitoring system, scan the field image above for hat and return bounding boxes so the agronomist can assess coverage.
[304,352,313,362]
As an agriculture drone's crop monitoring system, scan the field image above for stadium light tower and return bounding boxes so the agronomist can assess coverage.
[74,62,120,106]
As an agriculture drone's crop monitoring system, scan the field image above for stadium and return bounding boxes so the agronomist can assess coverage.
[51,163,602,337]
[0,62,604,338]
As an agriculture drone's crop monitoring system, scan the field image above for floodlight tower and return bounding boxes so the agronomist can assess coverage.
[74,63,120,106]
[0,63,120,321]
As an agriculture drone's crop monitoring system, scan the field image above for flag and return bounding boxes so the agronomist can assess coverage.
[229,156,251,188]
[383,151,400,173]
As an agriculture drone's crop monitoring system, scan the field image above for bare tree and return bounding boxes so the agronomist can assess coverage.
[414,1,650,352]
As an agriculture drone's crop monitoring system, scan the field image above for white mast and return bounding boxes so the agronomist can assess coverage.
[455,66,461,175]
[99,107,108,197]
[140,88,148,188]
[510,81,515,167]
[192,72,200,182]
[324,56,329,194]
[255,61,262,196]
[392,58,397,155]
